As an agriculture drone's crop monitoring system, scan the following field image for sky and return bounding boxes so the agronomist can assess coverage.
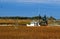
[0,0,60,19]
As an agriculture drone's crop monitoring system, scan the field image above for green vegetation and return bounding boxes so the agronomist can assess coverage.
[0,15,56,26]
[0,15,56,20]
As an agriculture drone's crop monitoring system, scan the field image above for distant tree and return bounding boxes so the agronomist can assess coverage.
[38,14,42,24]
[49,16,56,20]
[43,15,47,21]
[39,14,42,19]
[41,15,48,26]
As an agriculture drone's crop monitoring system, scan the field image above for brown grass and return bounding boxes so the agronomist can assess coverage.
[0,26,60,39]
[0,19,59,39]
[0,19,31,24]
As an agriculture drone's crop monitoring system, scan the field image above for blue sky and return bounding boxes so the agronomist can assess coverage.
[0,0,60,19]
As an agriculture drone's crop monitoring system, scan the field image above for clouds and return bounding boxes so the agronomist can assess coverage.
[16,0,48,3]
[0,0,60,4]
[47,0,60,2]
[0,0,16,3]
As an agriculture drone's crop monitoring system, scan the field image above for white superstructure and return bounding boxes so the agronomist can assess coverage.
[27,20,40,26]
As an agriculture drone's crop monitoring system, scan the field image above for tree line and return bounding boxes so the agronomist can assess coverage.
[0,15,56,20]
